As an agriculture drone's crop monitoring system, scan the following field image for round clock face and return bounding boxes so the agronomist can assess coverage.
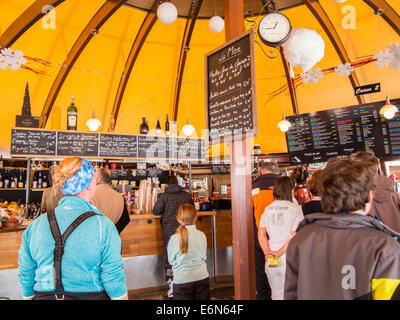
[258,12,292,47]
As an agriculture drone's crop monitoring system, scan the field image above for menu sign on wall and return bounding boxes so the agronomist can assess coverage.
[286,99,400,164]
[205,29,258,143]
[11,128,206,161]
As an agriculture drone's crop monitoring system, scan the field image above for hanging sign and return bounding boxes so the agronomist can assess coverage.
[354,83,381,96]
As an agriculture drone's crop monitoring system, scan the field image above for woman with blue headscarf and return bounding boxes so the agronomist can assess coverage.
[18,157,128,300]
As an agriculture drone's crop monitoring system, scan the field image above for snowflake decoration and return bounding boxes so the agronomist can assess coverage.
[0,48,27,71]
[335,62,354,76]
[300,67,323,84]
[373,43,400,70]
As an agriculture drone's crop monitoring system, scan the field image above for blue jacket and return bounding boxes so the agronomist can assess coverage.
[18,196,127,299]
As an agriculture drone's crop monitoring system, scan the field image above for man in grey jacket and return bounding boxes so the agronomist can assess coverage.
[285,158,400,300]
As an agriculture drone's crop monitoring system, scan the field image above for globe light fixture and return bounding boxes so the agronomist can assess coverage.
[209,16,224,33]
[277,113,292,132]
[86,110,101,131]
[379,96,398,120]
[157,2,178,25]
[182,116,195,137]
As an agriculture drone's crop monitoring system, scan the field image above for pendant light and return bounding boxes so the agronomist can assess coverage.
[209,0,224,33]
[277,113,291,132]
[379,96,398,120]
[182,84,195,137]
[157,2,178,24]
[86,29,102,132]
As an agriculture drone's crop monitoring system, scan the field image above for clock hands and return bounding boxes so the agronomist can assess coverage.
[262,22,278,30]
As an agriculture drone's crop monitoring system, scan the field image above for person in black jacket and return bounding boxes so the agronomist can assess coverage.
[153,175,193,298]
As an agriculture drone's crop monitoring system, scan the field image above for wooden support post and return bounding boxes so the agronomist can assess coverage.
[224,0,256,300]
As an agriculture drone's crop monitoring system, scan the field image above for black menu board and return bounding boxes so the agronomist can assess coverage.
[11,128,206,161]
[99,134,138,158]
[11,129,56,156]
[286,98,400,164]
[205,29,257,143]
[56,132,99,157]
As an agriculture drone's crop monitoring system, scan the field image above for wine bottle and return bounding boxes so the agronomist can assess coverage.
[42,174,48,188]
[67,96,78,130]
[156,118,162,135]
[18,173,24,188]
[10,176,15,189]
[0,173,3,188]
[38,172,43,189]
[4,175,9,188]
[32,174,37,189]
[165,114,170,136]
[139,116,149,134]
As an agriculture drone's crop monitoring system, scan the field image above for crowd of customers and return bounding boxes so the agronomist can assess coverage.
[17,150,400,300]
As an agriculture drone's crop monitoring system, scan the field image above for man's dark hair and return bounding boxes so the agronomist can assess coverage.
[273,176,296,201]
[308,169,323,196]
[351,151,380,176]
[290,166,309,184]
[320,158,375,214]
[167,175,178,185]
[97,168,112,184]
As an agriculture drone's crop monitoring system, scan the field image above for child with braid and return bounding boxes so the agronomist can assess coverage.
[167,203,210,300]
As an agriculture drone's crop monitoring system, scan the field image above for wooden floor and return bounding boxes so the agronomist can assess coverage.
[128,279,234,300]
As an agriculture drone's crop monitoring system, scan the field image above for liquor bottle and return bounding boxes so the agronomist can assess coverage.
[0,173,3,188]
[42,174,48,188]
[18,173,24,188]
[165,114,170,136]
[4,175,9,188]
[32,174,38,189]
[156,118,162,135]
[139,116,149,134]
[10,176,15,189]
[67,96,78,130]
[38,172,43,189]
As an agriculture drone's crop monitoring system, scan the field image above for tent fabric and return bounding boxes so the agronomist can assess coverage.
[0,0,400,157]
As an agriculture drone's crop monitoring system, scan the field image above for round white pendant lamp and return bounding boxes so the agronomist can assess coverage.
[277,114,292,132]
[380,96,398,119]
[209,16,224,33]
[86,111,102,132]
[157,2,178,25]
[182,115,195,136]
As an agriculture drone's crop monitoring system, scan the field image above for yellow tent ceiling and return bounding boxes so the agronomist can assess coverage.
[1,0,400,158]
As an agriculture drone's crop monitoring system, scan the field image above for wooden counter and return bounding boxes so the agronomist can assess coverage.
[0,210,233,270]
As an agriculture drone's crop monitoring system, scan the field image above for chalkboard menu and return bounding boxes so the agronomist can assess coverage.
[10,128,206,161]
[205,29,258,143]
[57,132,99,157]
[285,98,400,164]
[11,129,56,155]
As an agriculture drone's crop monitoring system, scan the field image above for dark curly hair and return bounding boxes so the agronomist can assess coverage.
[290,166,309,184]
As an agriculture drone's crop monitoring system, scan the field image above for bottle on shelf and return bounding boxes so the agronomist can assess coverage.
[38,172,43,189]
[156,118,162,135]
[32,174,38,189]
[10,176,15,188]
[4,174,9,188]
[139,116,149,134]
[18,173,24,188]
[67,96,78,130]
[42,174,48,188]
[165,114,170,136]
[0,173,3,188]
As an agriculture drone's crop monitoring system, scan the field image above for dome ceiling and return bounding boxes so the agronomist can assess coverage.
[125,0,304,19]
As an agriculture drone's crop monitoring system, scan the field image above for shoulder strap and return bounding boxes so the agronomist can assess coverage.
[47,210,99,299]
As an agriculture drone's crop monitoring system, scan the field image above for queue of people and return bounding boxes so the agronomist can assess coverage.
[17,150,400,300]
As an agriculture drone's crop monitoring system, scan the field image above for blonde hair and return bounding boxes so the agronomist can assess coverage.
[176,203,198,254]
[51,157,82,196]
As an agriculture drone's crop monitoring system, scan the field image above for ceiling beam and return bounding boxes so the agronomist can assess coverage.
[0,0,65,48]
[363,0,400,37]
[39,0,126,128]
[279,47,299,115]
[303,0,365,105]
[109,0,160,131]
[172,0,203,121]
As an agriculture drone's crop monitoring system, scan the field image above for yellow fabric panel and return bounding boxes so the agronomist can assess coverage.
[1,1,400,157]
[371,278,400,300]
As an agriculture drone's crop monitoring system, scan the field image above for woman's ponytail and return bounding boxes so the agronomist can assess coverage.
[176,203,197,254]
[178,224,189,254]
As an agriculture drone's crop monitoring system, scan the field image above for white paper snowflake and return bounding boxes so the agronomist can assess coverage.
[387,43,400,70]
[0,48,26,71]
[300,67,323,84]
[335,62,354,76]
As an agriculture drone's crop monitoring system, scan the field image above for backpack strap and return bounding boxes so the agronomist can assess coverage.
[47,210,99,300]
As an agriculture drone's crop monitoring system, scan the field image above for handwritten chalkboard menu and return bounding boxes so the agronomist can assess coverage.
[57,132,99,157]
[11,128,206,161]
[205,29,258,143]
[211,164,230,174]
[11,129,56,156]
[285,98,400,164]
[99,134,138,158]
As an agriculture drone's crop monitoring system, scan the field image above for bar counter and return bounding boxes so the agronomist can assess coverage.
[0,210,233,270]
